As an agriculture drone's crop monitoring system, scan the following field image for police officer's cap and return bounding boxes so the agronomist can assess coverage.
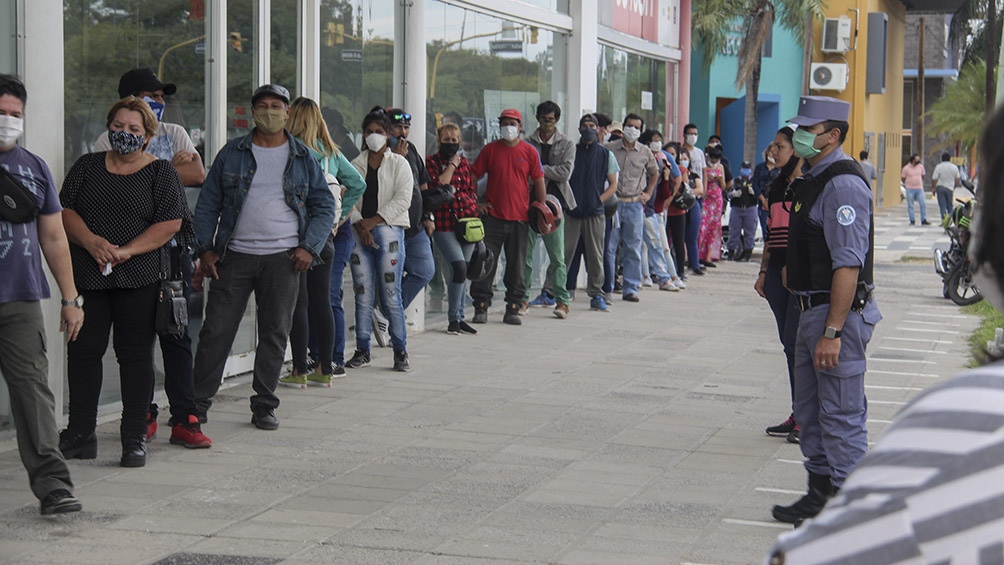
[788,96,850,126]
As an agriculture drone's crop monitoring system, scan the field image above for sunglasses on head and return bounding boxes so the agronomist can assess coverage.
[390,111,411,125]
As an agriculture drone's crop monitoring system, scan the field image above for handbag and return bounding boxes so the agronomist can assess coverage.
[155,246,189,337]
[455,216,485,243]
[423,183,454,213]
[671,186,697,211]
[0,164,41,224]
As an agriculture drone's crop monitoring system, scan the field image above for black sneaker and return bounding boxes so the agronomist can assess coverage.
[766,414,796,436]
[457,321,478,335]
[502,303,522,325]
[346,349,371,369]
[393,350,410,372]
[472,302,488,324]
[58,428,97,459]
[446,320,461,335]
[623,294,640,303]
[40,489,82,515]
[251,407,279,430]
[331,364,347,377]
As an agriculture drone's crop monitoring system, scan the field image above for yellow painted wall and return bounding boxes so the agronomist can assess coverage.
[809,0,906,209]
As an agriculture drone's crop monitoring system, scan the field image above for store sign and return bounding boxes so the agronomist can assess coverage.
[612,0,659,42]
[341,49,362,62]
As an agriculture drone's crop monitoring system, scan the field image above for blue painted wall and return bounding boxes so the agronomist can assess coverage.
[688,20,804,167]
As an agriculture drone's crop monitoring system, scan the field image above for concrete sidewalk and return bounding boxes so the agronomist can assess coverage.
[0,204,977,565]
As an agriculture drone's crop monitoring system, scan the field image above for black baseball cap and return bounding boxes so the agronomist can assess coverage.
[251,84,291,106]
[118,68,177,99]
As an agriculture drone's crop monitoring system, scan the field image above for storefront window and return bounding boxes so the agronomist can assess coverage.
[271,0,299,96]
[426,1,567,161]
[318,0,395,154]
[597,44,667,136]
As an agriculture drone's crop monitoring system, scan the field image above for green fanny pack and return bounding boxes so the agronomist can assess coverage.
[455,216,485,243]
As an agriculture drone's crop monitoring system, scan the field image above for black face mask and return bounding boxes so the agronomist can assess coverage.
[439,142,460,159]
[579,128,598,144]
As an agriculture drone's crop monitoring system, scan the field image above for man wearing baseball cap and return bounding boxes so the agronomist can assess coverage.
[469,108,547,325]
[771,95,882,526]
[94,68,204,187]
[192,84,336,431]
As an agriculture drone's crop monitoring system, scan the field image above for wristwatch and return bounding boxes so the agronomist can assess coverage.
[823,326,842,339]
[61,295,84,308]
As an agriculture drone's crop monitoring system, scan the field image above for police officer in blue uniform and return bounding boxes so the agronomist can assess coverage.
[771,96,883,526]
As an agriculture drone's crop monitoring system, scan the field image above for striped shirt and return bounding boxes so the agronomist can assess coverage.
[767,362,1004,565]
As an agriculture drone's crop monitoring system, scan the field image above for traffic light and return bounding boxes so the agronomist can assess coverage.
[326,22,336,47]
[530,26,538,44]
[336,23,345,44]
[229,31,244,53]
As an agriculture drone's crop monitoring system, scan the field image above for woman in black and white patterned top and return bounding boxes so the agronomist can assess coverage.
[58,97,187,468]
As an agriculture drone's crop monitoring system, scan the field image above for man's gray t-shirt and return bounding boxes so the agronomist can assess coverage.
[229,142,299,255]
[932,161,960,189]
[858,160,878,188]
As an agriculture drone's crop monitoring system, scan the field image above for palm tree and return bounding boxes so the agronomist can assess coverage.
[926,59,986,154]
[692,0,824,163]
[948,0,1002,112]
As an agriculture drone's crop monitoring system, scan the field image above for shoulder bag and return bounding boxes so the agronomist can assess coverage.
[0,164,41,224]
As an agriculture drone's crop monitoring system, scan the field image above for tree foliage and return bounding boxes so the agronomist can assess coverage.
[926,59,987,153]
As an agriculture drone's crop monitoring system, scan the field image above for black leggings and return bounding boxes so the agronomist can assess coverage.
[665,213,687,276]
[67,283,159,437]
[290,236,336,374]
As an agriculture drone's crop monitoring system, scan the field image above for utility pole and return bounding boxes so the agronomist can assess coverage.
[988,0,998,113]
[916,17,925,161]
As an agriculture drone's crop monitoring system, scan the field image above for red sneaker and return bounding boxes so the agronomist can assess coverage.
[169,415,212,449]
[146,412,158,441]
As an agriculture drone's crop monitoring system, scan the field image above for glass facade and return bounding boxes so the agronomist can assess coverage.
[597,44,668,136]
[426,1,567,160]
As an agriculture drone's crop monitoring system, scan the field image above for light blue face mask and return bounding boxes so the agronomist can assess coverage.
[143,96,165,122]
[792,127,823,159]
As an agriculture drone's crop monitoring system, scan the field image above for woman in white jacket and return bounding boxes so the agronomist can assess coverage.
[345,109,414,372]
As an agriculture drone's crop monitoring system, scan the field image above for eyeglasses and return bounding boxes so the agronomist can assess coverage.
[391,111,411,125]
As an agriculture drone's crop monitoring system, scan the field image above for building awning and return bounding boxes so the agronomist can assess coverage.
[904,68,959,79]
[899,0,966,13]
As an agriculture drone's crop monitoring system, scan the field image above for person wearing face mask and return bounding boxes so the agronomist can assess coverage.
[523,101,576,319]
[59,97,195,467]
[343,109,415,372]
[469,108,547,325]
[0,74,84,514]
[191,84,336,431]
[726,161,758,262]
[638,129,686,290]
[93,70,207,447]
[426,122,480,334]
[681,123,706,179]
[706,134,733,183]
[698,144,726,267]
[767,108,1004,561]
[901,153,929,225]
[604,113,659,302]
[563,114,620,311]
[752,143,781,242]
[93,68,204,187]
[770,96,881,527]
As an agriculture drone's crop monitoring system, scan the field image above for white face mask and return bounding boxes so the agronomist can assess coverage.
[649,141,663,153]
[500,125,519,141]
[622,126,641,143]
[365,132,387,152]
[685,134,698,146]
[678,159,689,169]
[0,115,24,146]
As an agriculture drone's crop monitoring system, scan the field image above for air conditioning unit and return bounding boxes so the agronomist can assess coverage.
[821,16,852,53]
[810,62,849,91]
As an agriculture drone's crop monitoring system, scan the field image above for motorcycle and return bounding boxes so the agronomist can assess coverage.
[934,200,983,306]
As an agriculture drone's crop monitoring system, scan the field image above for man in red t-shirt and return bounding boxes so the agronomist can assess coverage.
[469,108,546,325]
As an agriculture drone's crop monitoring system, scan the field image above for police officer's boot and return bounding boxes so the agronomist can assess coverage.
[771,472,833,524]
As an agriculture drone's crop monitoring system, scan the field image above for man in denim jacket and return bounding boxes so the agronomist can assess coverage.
[192,84,335,431]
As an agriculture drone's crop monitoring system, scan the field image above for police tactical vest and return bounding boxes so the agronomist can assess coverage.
[786,160,874,292]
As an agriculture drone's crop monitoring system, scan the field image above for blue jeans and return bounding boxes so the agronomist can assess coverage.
[935,185,954,220]
[603,216,618,294]
[328,222,353,365]
[400,229,436,310]
[644,214,675,282]
[905,188,927,223]
[432,231,474,322]
[685,201,703,270]
[617,201,644,296]
[350,225,407,352]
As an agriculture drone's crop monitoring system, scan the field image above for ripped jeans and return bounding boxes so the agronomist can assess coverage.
[349,224,407,353]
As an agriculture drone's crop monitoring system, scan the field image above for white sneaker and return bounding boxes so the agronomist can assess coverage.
[659,280,680,292]
[372,310,391,348]
[673,278,687,290]
[642,277,654,287]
